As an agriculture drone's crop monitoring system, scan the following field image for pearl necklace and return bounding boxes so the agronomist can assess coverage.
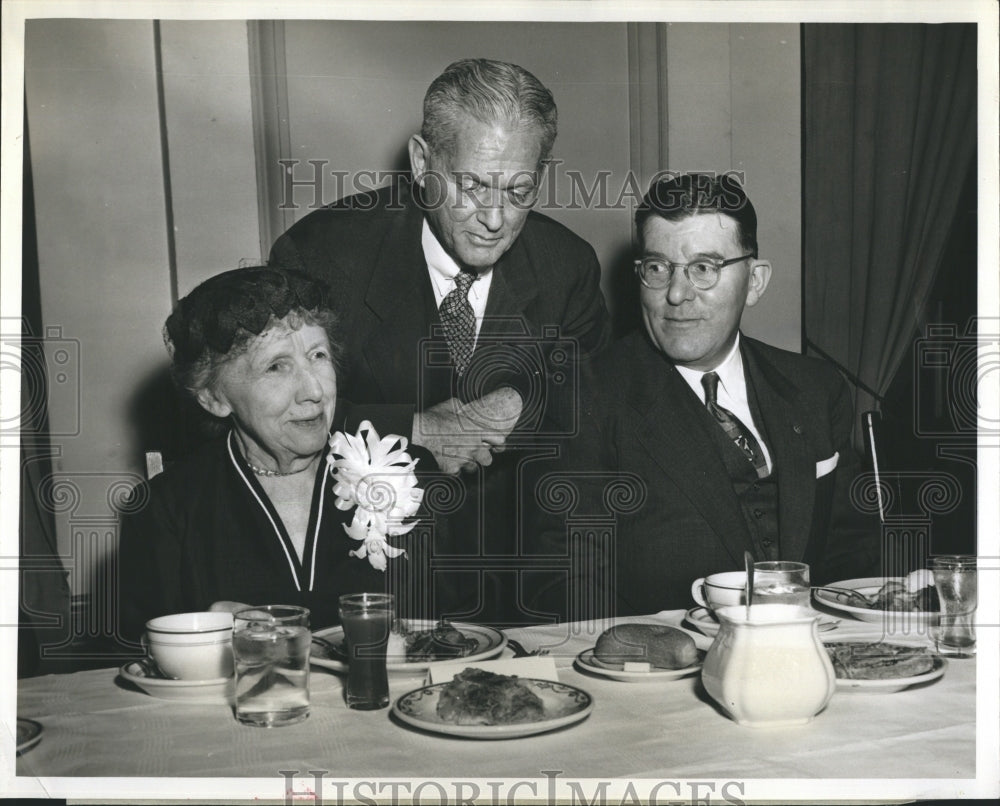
[244,459,310,478]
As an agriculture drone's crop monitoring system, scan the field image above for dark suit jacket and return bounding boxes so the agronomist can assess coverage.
[269,182,612,624]
[528,329,881,620]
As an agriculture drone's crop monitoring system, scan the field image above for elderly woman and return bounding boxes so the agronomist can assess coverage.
[118,267,431,640]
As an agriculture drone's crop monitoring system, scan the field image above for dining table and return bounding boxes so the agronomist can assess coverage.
[9,608,986,803]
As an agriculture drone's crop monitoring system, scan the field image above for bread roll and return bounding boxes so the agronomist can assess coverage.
[594,624,698,670]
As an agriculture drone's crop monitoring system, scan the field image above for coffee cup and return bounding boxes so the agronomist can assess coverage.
[144,611,234,680]
[691,571,747,612]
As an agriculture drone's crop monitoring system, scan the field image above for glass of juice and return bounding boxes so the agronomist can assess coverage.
[338,593,394,710]
[232,605,311,727]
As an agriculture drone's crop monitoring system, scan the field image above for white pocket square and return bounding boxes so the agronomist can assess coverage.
[815,452,839,478]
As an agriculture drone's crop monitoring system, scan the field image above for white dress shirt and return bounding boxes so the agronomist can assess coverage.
[674,334,774,473]
[422,219,493,340]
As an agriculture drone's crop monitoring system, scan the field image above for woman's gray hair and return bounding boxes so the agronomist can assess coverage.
[163,265,342,400]
[421,58,557,165]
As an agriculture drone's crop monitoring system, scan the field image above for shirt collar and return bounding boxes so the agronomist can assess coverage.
[421,219,491,295]
[674,333,744,396]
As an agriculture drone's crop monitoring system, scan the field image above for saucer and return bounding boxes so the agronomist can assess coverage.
[574,648,703,682]
[685,606,839,637]
[119,660,233,703]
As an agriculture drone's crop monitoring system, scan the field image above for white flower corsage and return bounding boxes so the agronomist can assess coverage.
[328,420,423,571]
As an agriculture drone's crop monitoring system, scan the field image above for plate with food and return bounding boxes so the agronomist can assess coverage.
[393,668,593,739]
[311,619,506,674]
[824,641,946,692]
[813,572,940,626]
[574,623,704,682]
[16,718,43,755]
[118,660,234,703]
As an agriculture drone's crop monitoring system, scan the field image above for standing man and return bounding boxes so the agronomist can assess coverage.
[270,59,611,624]
[530,173,879,619]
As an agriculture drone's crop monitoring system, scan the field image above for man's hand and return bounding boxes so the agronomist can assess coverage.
[412,388,523,475]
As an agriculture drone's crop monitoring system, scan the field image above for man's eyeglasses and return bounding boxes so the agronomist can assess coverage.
[633,254,755,290]
[453,173,539,209]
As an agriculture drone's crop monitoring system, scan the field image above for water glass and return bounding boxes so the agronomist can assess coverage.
[753,561,811,607]
[338,593,394,710]
[929,555,977,658]
[233,605,311,727]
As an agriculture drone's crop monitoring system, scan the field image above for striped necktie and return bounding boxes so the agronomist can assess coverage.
[439,270,477,375]
[702,371,769,479]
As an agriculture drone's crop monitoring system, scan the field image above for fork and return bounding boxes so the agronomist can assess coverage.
[812,586,871,608]
[505,637,549,657]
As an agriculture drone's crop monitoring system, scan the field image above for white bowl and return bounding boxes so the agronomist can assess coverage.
[145,611,234,679]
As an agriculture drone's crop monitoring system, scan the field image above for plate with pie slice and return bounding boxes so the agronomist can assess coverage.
[393,671,593,739]
[824,641,947,693]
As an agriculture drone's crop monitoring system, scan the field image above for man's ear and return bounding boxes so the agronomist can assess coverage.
[196,387,232,419]
[745,260,772,307]
[408,134,430,187]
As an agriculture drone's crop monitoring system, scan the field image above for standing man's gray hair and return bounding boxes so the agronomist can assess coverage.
[421,58,558,164]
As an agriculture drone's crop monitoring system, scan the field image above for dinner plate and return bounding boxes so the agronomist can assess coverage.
[16,718,43,755]
[830,655,947,693]
[311,620,506,674]
[574,648,703,682]
[392,678,593,739]
[813,577,939,627]
[118,660,234,703]
[685,606,839,637]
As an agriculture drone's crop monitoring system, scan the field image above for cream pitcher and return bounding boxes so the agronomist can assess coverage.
[701,603,836,727]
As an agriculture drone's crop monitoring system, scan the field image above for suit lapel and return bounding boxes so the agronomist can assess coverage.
[360,200,436,400]
[628,336,755,566]
[480,235,539,335]
[742,339,817,561]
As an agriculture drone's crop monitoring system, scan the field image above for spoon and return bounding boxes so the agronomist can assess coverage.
[744,551,754,620]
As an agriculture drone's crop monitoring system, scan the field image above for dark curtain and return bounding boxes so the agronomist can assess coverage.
[19,112,71,676]
[802,23,977,448]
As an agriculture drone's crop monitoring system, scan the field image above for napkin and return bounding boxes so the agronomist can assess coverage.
[427,656,560,685]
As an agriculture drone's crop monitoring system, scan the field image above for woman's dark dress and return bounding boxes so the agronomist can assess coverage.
[118,431,425,640]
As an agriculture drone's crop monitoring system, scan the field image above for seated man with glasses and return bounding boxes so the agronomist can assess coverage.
[526,172,880,619]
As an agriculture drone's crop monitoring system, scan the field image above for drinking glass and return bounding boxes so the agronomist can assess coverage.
[233,605,311,727]
[929,555,977,658]
[753,561,811,607]
[338,593,394,710]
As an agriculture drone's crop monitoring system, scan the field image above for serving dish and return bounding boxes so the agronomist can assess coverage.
[392,677,593,738]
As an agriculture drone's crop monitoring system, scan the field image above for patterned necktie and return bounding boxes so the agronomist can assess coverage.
[439,270,477,376]
[701,371,769,479]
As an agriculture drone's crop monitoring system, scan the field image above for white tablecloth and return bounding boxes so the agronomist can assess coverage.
[9,610,982,801]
